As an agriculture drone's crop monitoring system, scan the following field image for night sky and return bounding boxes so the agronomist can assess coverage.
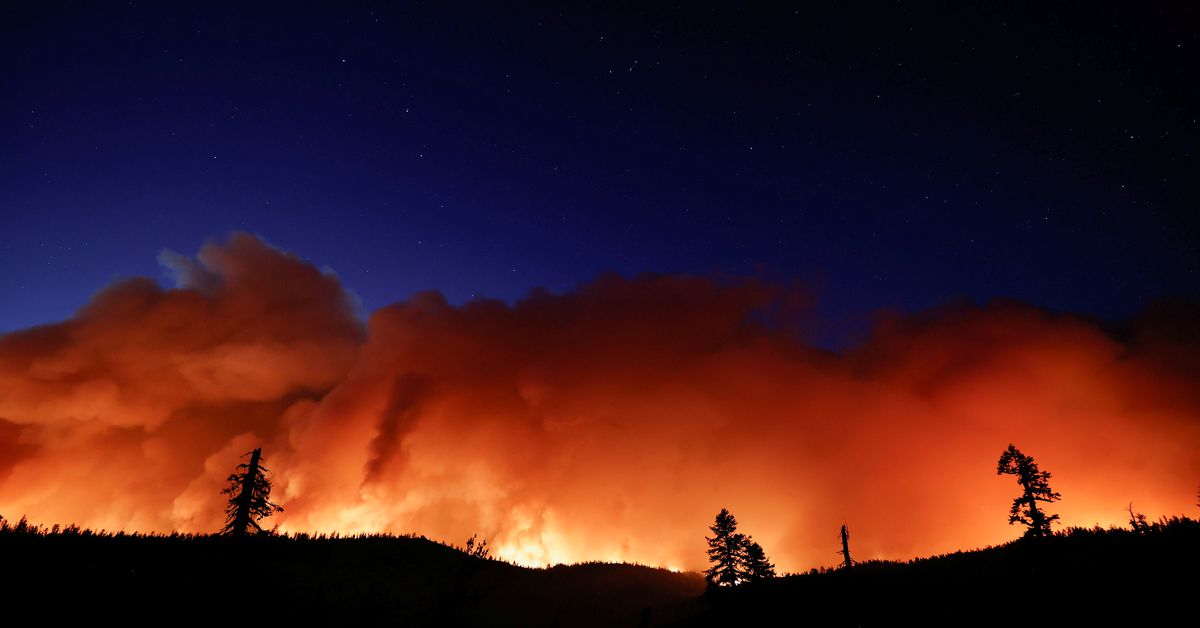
[3,2,1197,346]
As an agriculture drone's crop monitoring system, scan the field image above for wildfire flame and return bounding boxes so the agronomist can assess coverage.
[1,233,1197,571]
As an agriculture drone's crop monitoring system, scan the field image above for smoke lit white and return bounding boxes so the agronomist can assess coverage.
[1,233,1197,571]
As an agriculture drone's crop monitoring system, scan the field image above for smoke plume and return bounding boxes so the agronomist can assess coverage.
[1,233,1197,571]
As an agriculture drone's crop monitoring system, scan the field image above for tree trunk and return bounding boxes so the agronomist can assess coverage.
[840,524,853,570]
[1027,495,1043,537]
[230,448,262,537]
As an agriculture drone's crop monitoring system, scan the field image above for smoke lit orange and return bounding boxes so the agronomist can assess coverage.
[0,233,1196,572]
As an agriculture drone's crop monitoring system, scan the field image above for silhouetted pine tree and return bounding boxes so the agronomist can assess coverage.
[222,448,283,536]
[996,444,1060,538]
[705,508,748,586]
[742,538,776,581]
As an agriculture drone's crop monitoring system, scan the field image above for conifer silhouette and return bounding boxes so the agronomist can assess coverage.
[996,444,1060,538]
[222,448,283,536]
[705,508,747,586]
[742,538,776,581]
[704,508,776,585]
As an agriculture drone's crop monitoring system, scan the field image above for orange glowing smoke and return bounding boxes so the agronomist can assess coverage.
[1,233,1197,571]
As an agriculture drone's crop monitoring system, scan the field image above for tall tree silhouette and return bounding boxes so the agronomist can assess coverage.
[705,508,748,586]
[222,448,283,536]
[742,538,776,581]
[839,524,854,570]
[996,444,1060,538]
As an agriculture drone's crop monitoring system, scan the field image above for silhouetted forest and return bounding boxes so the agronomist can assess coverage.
[682,517,1199,627]
[0,518,702,626]
[2,514,1196,626]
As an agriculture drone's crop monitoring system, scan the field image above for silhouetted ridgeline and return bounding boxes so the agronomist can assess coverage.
[1,515,1196,626]
[0,517,702,626]
[682,517,1199,627]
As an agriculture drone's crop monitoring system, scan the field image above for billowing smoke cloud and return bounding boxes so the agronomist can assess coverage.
[1,233,1197,571]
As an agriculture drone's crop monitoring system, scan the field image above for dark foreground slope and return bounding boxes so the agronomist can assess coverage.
[2,519,1196,626]
[670,518,1200,627]
[0,525,703,626]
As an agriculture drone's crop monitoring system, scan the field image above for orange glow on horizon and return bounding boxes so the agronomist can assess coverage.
[1,233,1197,572]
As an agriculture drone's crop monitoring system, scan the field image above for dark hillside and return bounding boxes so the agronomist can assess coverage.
[670,518,1200,627]
[3,517,1196,626]
[0,523,703,626]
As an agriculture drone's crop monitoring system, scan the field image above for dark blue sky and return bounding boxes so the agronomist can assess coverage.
[2,2,1196,345]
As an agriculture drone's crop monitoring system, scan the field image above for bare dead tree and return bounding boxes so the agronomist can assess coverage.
[839,524,853,570]
[1127,503,1150,534]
